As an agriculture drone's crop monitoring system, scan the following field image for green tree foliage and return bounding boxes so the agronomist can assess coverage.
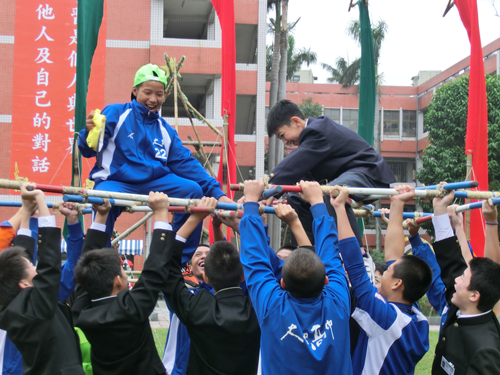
[266,35,317,82]
[415,74,500,235]
[322,19,387,88]
[298,97,322,118]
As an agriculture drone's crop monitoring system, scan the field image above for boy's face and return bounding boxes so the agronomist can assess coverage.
[190,246,210,282]
[452,266,474,309]
[132,80,166,112]
[276,249,292,260]
[274,118,303,146]
[379,260,400,298]
[19,257,37,288]
[119,268,129,292]
[374,270,383,291]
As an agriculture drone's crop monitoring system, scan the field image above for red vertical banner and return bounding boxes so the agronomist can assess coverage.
[10,1,106,190]
[455,0,488,256]
[210,0,237,241]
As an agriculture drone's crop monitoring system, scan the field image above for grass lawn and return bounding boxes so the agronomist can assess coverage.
[415,330,439,375]
[152,328,169,358]
[152,327,439,374]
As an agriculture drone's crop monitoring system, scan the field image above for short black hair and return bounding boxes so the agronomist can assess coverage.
[468,257,500,312]
[375,262,387,275]
[130,83,143,101]
[266,99,305,137]
[392,255,433,304]
[0,247,29,307]
[277,244,296,253]
[204,241,243,292]
[74,248,123,299]
[282,248,326,298]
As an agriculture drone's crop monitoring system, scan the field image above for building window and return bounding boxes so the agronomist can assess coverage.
[292,75,300,82]
[387,161,407,182]
[383,110,399,137]
[343,109,358,132]
[163,0,215,40]
[324,108,340,122]
[265,106,269,119]
[161,74,214,118]
[403,110,416,137]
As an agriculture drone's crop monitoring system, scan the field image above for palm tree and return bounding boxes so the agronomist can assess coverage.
[321,57,360,87]
[286,35,317,81]
[322,19,387,88]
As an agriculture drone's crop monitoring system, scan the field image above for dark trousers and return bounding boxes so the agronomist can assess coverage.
[288,171,389,247]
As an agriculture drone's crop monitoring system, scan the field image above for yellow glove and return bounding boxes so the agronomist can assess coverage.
[87,109,106,151]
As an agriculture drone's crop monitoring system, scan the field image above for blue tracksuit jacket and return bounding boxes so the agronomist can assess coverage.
[240,202,352,375]
[342,237,429,375]
[409,234,448,330]
[78,99,224,199]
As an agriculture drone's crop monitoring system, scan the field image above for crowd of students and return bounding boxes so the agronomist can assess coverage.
[0,179,499,375]
[1,65,499,374]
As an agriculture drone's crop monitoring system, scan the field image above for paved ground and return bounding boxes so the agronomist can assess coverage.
[150,298,170,329]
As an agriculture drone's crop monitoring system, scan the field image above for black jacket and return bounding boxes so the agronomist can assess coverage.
[270,116,396,185]
[432,236,500,375]
[163,238,261,375]
[72,228,173,375]
[0,227,84,375]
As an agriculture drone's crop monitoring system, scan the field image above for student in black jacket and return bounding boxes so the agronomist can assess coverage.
[72,192,173,375]
[163,197,261,375]
[267,99,396,246]
[431,189,500,375]
[0,183,84,375]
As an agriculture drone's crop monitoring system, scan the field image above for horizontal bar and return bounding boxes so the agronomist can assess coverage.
[353,210,432,219]
[0,201,92,210]
[415,181,478,190]
[262,186,283,200]
[233,182,500,200]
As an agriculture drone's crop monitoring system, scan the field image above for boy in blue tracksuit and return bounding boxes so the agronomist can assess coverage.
[335,185,432,375]
[406,221,448,330]
[78,63,233,263]
[240,179,352,375]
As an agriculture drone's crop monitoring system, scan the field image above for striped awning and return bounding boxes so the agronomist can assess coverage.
[60,239,143,256]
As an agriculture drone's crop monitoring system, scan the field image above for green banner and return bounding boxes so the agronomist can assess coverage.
[65,0,104,236]
[356,0,376,239]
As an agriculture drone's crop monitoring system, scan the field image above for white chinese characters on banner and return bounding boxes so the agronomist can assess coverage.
[32,156,50,172]
[36,4,55,20]
[35,26,54,42]
[37,68,49,86]
[33,113,51,129]
[32,133,51,152]
[29,2,77,174]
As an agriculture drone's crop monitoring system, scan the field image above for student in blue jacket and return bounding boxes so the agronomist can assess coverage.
[240,179,352,375]
[334,185,432,375]
[78,63,234,264]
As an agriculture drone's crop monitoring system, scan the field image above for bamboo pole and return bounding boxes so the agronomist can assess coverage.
[184,100,223,137]
[465,153,472,240]
[172,58,179,132]
[182,141,221,147]
[176,80,215,177]
[111,212,154,246]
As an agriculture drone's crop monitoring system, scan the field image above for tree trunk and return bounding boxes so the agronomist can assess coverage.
[373,90,382,251]
[268,2,281,110]
[269,0,288,250]
[277,0,288,102]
